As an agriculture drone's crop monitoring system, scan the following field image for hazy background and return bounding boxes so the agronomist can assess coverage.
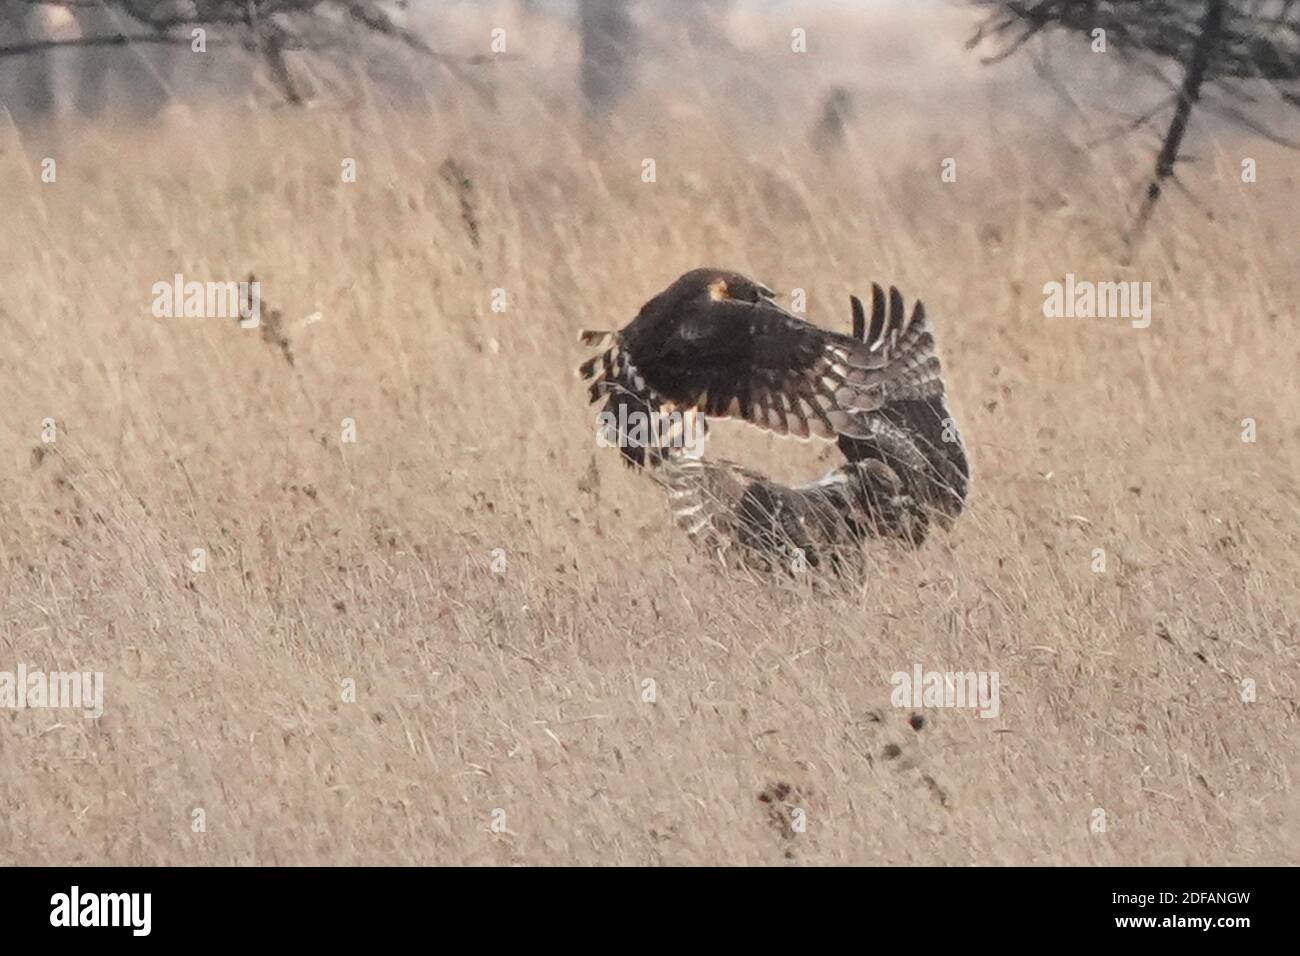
[1,0,1297,865]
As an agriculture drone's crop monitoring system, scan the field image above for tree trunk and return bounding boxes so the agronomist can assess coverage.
[1130,0,1225,238]
[579,0,633,116]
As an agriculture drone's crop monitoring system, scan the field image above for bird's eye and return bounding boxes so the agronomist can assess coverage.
[706,277,771,303]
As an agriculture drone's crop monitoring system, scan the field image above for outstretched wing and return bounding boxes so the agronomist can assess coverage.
[580,291,942,453]
[634,294,941,442]
[837,283,970,521]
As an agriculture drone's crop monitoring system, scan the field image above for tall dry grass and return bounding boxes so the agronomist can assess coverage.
[0,3,1297,864]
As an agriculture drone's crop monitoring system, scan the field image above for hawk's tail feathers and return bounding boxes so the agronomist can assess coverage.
[656,457,917,574]
[655,457,759,557]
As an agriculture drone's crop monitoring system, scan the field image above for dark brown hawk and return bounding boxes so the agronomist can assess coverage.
[577,268,970,564]
[577,268,942,467]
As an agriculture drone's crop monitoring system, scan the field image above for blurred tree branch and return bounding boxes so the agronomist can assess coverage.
[0,0,509,105]
[968,0,1300,239]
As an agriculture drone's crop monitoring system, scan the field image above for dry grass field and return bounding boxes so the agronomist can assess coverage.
[1,3,1298,865]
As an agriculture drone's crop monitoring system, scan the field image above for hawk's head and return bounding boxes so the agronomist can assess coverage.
[668,267,778,307]
[622,268,793,348]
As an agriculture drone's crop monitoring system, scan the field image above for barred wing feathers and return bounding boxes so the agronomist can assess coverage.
[577,288,942,451]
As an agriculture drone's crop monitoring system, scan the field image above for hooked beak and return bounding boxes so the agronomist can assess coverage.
[757,283,803,320]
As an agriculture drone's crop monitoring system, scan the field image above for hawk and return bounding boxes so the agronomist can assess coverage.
[576,268,970,564]
[577,268,941,467]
